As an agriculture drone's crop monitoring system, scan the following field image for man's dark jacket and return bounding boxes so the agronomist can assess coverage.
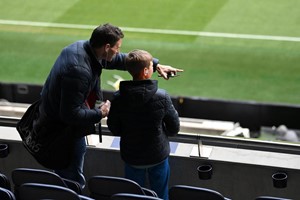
[37,40,159,136]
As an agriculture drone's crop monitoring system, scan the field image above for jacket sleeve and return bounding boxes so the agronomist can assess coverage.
[104,53,159,71]
[107,92,122,136]
[59,65,102,125]
[163,93,180,136]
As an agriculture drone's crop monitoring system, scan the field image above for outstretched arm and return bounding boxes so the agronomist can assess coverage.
[156,64,184,80]
[107,53,184,79]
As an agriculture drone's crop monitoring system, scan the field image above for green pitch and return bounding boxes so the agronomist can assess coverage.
[0,0,299,105]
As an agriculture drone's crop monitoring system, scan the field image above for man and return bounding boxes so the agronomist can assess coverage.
[107,49,180,199]
[35,23,183,188]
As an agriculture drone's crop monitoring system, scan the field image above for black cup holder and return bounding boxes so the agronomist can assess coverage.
[197,164,213,180]
[272,172,288,188]
[0,143,9,158]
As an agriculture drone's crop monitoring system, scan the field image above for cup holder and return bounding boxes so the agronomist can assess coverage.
[0,143,9,158]
[197,164,213,180]
[272,172,287,188]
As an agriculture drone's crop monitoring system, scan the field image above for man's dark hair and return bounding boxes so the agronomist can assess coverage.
[90,23,124,48]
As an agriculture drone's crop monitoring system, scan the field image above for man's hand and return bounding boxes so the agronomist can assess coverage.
[100,100,111,118]
[156,64,184,80]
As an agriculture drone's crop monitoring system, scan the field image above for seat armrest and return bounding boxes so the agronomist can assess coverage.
[62,178,82,194]
[141,187,158,197]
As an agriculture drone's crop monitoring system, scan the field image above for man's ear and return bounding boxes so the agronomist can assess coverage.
[105,44,110,52]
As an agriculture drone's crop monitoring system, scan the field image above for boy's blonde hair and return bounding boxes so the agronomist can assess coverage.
[125,49,153,78]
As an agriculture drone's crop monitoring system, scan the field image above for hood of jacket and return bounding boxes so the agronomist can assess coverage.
[119,79,158,107]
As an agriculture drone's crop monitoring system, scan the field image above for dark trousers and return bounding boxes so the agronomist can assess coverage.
[55,137,87,188]
[125,158,170,200]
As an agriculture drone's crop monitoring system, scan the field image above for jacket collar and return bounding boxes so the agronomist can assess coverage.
[83,40,102,70]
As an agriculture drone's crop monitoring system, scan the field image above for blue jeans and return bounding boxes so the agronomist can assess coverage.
[55,137,87,188]
[125,158,170,200]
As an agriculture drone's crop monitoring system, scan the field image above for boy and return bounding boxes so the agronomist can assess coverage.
[107,49,180,200]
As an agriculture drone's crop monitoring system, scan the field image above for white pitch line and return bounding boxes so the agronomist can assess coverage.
[1,19,300,42]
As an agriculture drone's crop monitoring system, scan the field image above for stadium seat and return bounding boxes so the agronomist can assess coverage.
[169,185,231,200]
[111,193,163,200]
[88,175,158,200]
[18,183,93,200]
[255,196,292,200]
[0,187,16,200]
[0,172,11,190]
[11,167,82,198]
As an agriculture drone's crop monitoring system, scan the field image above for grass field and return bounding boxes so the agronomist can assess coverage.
[0,0,300,105]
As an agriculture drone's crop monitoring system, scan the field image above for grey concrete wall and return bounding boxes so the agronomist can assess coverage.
[0,139,299,200]
[169,156,299,200]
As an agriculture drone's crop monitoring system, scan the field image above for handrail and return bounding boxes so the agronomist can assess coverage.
[0,116,19,127]
[2,116,300,155]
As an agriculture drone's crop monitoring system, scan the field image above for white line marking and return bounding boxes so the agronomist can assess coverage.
[1,19,300,42]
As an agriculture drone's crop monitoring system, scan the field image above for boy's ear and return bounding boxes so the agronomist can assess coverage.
[145,68,149,74]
